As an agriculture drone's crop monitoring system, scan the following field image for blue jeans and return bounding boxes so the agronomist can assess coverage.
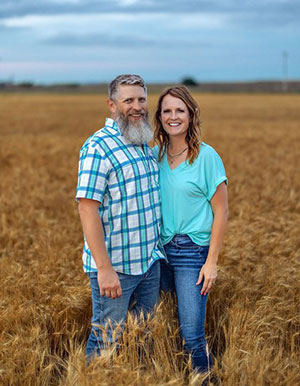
[160,235,213,373]
[86,260,160,359]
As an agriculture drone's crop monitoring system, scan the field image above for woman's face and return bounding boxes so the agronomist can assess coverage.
[160,94,190,139]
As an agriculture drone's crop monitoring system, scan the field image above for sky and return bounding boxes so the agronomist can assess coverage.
[0,0,299,84]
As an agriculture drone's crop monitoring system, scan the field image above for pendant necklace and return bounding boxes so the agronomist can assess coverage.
[167,146,188,164]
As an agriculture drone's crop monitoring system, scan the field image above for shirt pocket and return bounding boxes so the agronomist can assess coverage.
[107,163,137,201]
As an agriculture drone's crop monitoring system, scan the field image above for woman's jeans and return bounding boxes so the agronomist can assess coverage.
[86,260,160,360]
[161,235,213,373]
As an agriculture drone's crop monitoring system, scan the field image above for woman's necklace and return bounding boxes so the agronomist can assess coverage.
[167,146,188,164]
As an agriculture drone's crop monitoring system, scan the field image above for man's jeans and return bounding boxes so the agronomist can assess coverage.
[86,260,160,359]
[160,235,213,373]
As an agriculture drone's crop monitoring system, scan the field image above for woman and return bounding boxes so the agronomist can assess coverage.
[153,86,228,374]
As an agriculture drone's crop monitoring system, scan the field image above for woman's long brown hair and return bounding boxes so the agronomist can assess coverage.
[153,85,202,164]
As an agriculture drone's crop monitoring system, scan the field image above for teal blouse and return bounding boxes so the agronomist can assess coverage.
[153,142,227,246]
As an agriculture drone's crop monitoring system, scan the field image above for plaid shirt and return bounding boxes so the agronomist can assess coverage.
[76,118,164,274]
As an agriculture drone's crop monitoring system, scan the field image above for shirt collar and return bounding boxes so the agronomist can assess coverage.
[105,117,120,133]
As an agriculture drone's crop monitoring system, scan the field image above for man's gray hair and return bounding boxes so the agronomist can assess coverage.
[108,74,147,101]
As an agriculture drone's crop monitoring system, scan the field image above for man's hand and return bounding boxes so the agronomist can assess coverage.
[97,267,122,299]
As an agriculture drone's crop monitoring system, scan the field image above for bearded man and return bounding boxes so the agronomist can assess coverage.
[76,74,165,360]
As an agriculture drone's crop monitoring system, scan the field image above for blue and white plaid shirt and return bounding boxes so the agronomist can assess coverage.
[76,118,165,274]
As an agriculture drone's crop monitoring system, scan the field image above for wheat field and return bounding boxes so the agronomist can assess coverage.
[0,92,299,386]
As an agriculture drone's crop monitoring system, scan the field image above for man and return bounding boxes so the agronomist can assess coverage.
[76,74,165,360]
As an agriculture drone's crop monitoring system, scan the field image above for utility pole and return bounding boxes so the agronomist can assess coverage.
[282,50,288,92]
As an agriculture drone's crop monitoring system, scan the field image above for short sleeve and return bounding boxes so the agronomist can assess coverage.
[202,147,227,201]
[151,145,159,161]
[76,145,110,203]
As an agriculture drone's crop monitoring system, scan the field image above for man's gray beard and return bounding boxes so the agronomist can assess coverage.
[116,111,153,145]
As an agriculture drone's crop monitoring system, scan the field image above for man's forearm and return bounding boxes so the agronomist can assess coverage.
[78,198,122,299]
[78,199,112,270]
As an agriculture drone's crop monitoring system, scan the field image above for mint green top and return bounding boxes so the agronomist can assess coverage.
[153,142,227,246]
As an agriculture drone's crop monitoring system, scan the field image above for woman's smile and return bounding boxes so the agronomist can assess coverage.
[160,94,190,138]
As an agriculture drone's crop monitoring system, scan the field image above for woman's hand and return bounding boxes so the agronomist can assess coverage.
[196,262,217,296]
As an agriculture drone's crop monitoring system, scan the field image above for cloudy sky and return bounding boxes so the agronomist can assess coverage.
[0,0,299,84]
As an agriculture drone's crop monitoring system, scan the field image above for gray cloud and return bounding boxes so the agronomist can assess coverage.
[42,32,205,49]
[43,33,157,48]
[1,0,300,27]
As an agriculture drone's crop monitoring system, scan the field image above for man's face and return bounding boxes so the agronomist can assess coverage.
[107,84,153,145]
[108,85,148,123]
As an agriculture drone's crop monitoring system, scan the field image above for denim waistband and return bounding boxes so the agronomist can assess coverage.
[172,234,193,242]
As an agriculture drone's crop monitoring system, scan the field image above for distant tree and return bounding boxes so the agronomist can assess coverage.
[63,83,79,88]
[51,83,79,88]
[18,82,34,88]
[181,77,198,86]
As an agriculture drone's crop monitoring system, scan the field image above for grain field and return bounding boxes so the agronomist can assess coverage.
[0,93,299,386]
